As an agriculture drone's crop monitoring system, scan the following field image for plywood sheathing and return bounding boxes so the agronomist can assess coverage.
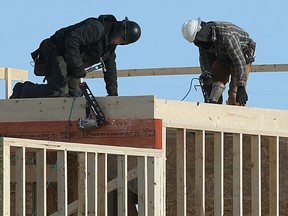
[165,131,288,215]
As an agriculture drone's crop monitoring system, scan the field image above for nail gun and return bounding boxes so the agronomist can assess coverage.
[77,82,106,131]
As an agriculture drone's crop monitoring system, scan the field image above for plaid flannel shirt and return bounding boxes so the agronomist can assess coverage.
[199,21,254,86]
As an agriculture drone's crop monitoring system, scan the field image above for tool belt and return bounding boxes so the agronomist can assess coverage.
[242,40,256,64]
[31,38,55,76]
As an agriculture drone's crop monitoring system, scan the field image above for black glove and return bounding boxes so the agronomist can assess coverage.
[199,73,214,100]
[104,71,118,96]
[73,69,87,79]
[107,91,118,96]
[236,86,248,106]
[199,72,214,85]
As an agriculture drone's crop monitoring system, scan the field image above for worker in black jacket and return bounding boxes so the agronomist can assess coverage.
[10,14,141,98]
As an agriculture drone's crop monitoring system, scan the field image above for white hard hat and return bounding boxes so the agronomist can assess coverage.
[181,18,202,43]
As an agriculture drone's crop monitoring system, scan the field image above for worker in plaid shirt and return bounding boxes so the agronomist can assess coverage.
[182,18,256,106]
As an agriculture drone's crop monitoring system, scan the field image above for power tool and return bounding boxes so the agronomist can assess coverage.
[198,74,211,103]
[77,82,106,131]
[199,74,225,103]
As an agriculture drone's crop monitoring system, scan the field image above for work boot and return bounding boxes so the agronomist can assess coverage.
[9,82,24,99]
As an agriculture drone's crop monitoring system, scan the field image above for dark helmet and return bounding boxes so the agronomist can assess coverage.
[122,17,141,45]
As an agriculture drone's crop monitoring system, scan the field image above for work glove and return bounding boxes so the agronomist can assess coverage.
[199,72,214,85]
[199,73,214,100]
[236,86,248,106]
[73,70,87,79]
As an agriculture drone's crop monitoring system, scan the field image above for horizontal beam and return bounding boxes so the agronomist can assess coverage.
[0,119,162,149]
[0,68,28,81]
[1,137,163,158]
[85,64,288,78]
[155,99,288,137]
[1,96,288,137]
[0,96,155,121]
[0,68,28,99]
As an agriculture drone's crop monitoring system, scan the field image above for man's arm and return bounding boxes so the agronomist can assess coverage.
[226,35,249,105]
[64,19,104,77]
[104,51,118,96]
[226,35,247,86]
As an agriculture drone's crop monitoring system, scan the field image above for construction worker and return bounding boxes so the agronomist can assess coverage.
[181,18,256,106]
[10,14,141,98]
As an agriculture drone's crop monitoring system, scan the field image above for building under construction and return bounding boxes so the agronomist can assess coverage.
[0,65,288,215]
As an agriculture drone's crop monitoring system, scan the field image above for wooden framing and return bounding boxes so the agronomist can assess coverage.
[251,135,261,216]
[154,99,288,136]
[214,132,224,216]
[0,68,28,99]
[1,64,287,100]
[57,150,68,215]
[0,119,162,149]
[85,64,288,78]
[1,96,287,136]
[0,137,163,216]
[176,128,186,216]
[0,141,10,216]
[1,74,288,215]
[233,133,243,215]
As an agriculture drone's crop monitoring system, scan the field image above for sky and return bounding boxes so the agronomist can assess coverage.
[0,0,287,110]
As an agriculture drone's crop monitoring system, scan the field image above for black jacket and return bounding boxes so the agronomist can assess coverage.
[50,15,119,95]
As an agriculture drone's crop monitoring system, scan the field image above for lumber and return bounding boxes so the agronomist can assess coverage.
[0,68,28,81]
[0,96,155,121]
[0,119,162,149]
[1,96,288,137]
[0,68,28,99]
[154,99,288,137]
[85,64,288,78]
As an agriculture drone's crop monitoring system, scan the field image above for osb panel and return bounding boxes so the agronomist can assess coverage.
[166,130,288,215]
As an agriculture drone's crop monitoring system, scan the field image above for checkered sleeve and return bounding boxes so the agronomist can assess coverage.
[226,35,247,86]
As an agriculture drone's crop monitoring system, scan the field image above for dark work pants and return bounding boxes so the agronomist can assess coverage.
[18,47,81,98]
[211,60,251,105]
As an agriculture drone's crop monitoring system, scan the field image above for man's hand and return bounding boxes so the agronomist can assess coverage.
[73,70,87,79]
[199,72,214,85]
[199,73,214,101]
[236,86,248,106]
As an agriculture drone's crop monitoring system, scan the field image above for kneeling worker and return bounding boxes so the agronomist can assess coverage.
[10,14,141,98]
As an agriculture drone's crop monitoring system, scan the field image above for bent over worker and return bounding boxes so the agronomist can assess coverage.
[181,18,256,106]
[10,14,141,98]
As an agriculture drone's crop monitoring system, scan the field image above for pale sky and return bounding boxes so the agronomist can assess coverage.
[1,0,287,110]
